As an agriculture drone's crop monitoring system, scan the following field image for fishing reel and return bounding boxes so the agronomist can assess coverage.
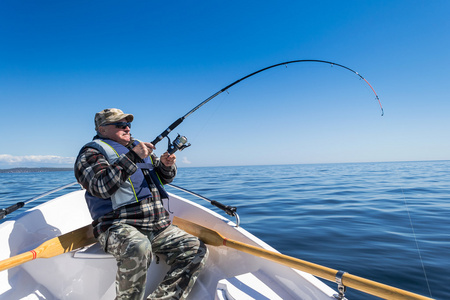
[167,134,191,155]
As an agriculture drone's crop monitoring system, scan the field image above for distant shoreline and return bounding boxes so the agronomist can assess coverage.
[0,168,73,173]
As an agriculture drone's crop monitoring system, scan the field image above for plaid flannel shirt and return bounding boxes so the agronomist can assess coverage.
[74,144,176,237]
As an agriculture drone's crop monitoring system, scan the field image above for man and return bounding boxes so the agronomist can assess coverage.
[74,108,208,300]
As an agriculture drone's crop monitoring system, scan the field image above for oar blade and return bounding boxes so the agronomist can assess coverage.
[0,224,96,272]
[173,216,224,246]
[38,225,96,259]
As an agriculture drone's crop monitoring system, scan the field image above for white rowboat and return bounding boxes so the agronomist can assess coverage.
[0,187,338,300]
[0,187,433,300]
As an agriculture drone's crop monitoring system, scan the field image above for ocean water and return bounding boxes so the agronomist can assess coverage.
[0,161,448,299]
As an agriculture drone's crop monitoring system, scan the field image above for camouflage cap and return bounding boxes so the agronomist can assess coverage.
[94,108,134,131]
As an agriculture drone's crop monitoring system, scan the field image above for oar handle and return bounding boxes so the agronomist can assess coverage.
[342,273,433,300]
[0,251,35,272]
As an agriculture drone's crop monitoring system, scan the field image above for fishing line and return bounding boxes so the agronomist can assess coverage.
[186,89,229,148]
[398,185,433,298]
[153,59,384,153]
[390,165,433,297]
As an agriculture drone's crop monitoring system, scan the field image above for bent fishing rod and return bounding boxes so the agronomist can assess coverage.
[156,59,384,153]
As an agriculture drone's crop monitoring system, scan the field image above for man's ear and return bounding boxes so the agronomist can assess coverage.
[98,127,106,135]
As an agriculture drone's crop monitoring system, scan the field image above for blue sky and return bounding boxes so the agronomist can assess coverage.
[1,0,449,168]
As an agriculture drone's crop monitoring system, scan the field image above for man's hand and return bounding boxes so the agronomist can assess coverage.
[160,152,176,167]
[132,142,155,159]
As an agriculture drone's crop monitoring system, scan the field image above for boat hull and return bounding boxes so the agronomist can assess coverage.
[0,189,336,299]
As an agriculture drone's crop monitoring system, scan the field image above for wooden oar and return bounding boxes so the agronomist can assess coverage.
[0,224,96,272]
[173,216,434,300]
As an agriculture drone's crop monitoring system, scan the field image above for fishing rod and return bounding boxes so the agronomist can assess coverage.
[0,181,79,220]
[155,59,384,153]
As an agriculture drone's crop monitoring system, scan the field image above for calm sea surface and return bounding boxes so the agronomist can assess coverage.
[1,161,448,299]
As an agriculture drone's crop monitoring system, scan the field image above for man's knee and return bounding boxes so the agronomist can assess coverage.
[105,224,152,262]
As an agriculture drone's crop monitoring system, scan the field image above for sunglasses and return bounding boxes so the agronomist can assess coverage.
[102,122,132,129]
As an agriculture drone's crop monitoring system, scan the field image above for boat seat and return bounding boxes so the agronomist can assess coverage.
[73,243,114,259]
[215,272,283,300]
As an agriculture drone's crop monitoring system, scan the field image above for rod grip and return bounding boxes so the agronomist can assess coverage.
[1,202,25,219]
[151,118,184,146]
[211,200,237,217]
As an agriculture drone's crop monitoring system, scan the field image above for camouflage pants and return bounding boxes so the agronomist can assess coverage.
[97,223,208,300]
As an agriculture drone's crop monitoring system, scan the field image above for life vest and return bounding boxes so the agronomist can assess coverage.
[81,138,169,220]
